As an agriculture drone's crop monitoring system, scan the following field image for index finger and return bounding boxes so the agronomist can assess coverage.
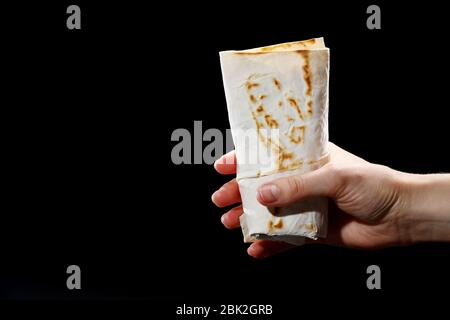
[214,150,237,175]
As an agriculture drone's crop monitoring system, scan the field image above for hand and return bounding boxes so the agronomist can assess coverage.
[212,143,450,258]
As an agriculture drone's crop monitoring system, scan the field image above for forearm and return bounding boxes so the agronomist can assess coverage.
[399,173,450,243]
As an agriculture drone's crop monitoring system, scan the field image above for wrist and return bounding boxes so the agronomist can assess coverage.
[397,172,450,244]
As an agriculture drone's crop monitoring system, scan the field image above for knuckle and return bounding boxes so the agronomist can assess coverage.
[350,166,366,183]
[326,163,347,183]
[286,175,304,197]
[325,163,370,195]
[323,163,347,195]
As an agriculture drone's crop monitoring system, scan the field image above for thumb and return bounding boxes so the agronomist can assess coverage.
[256,165,340,206]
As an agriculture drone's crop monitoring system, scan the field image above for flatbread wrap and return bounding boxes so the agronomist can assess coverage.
[219,37,330,245]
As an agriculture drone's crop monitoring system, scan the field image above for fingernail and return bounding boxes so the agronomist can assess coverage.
[258,184,280,203]
[220,214,226,225]
[247,245,257,257]
[247,244,264,258]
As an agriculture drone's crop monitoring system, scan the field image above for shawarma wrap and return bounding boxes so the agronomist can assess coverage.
[219,37,330,245]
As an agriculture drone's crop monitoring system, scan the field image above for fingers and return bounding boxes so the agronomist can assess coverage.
[212,151,241,226]
[212,178,241,208]
[256,164,341,207]
[247,240,296,258]
[214,151,237,175]
[221,205,243,229]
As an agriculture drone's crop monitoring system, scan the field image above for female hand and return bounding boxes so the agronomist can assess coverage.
[212,143,450,258]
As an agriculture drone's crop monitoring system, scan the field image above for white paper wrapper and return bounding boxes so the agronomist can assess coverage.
[219,38,330,245]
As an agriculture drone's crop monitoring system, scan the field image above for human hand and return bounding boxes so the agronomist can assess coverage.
[212,143,450,258]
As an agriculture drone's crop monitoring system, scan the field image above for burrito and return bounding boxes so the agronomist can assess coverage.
[219,37,330,245]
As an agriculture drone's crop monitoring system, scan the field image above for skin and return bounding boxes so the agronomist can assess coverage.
[212,143,450,258]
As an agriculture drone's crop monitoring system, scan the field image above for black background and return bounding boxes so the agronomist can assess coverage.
[1,0,449,315]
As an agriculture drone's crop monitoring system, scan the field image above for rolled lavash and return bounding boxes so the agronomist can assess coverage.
[219,38,330,245]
